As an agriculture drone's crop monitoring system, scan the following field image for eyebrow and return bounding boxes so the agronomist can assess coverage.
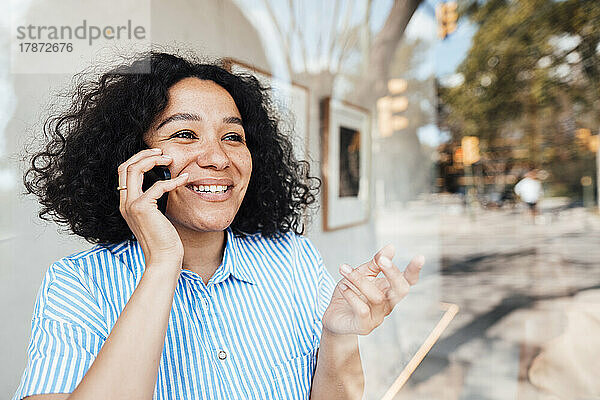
[156,113,244,130]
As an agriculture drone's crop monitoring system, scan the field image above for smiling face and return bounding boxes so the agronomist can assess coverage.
[145,77,252,234]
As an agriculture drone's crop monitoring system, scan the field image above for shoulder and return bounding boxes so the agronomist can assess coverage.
[35,241,133,319]
[43,244,105,290]
[28,243,131,337]
[46,241,131,283]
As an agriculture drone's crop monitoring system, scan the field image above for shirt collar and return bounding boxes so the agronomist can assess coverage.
[205,226,257,286]
[124,226,257,286]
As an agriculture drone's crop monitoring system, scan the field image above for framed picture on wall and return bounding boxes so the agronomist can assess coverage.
[321,97,371,231]
[223,58,310,162]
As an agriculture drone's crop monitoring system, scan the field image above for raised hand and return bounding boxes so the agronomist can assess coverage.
[322,245,424,336]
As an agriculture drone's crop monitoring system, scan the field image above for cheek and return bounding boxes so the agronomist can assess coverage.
[237,150,252,178]
[165,150,193,174]
[246,156,253,177]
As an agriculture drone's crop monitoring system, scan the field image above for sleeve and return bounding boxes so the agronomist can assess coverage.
[314,255,336,345]
[12,258,108,400]
[294,235,336,348]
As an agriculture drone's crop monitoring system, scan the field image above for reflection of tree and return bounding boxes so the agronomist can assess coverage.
[439,0,600,199]
[359,0,424,101]
[245,0,422,103]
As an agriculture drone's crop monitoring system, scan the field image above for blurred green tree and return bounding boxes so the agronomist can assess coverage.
[438,0,599,199]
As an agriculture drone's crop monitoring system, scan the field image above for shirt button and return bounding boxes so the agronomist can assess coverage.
[201,298,209,309]
[218,350,227,360]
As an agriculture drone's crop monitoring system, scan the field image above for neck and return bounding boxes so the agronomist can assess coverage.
[176,226,227,285]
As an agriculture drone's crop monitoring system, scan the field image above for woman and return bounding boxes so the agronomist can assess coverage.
[15,51,423,400]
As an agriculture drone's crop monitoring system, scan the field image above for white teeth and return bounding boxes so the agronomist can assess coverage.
[189,184,228,193]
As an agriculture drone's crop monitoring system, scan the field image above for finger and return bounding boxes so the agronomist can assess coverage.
[339,277,368,303]
[340,263,386,308]
[126,154,174,199]
[378,255,411,306]
[403,255,425,285]
[142,172,189,203]
[339,282,371,320]
[355,244,396,277]
[117,148,163,187]
[118,148,162,207]
[374,276,391,293]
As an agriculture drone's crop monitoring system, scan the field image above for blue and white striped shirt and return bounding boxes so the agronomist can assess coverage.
[13,227,336,400]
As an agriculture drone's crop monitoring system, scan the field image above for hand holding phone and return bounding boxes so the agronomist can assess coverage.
[117,147,189,268]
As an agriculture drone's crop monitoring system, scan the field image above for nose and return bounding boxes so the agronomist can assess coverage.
[195,138,231,170]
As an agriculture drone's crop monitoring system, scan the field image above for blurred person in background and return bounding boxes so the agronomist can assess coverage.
[514,170,543,221]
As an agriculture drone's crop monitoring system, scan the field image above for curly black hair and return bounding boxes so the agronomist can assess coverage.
[22,51,321,244]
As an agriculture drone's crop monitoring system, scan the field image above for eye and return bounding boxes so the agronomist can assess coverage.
[172,130,196,139]
[224,133,245,143]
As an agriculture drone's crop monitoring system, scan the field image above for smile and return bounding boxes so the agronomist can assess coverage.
[188,184,229,193]
[185,184,233,201]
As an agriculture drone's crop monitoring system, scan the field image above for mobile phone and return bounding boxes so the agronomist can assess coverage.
[142,165,171,214]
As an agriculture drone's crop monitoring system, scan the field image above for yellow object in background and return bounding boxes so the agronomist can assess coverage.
[462,136,480,166]
[437,1,458,39]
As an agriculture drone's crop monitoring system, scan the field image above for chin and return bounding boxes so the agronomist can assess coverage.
[164,211,228,233]
[196,222,231,232]
[166,199,241,231]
